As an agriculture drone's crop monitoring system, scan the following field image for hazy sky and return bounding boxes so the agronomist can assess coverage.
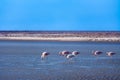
[0,0,120,31]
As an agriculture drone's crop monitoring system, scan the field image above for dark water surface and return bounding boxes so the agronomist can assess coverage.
[0,40,120,80]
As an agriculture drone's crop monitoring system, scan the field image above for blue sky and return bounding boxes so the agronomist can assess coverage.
[0,0,120,31]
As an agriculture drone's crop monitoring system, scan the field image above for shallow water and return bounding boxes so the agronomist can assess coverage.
[0,40,120,80]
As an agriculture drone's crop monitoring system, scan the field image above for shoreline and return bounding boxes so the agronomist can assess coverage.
[0,37,120,42]
[0,31,120,42]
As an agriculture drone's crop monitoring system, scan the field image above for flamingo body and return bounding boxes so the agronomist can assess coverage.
[72,51,79,55]
[66,54,75,59]
[41,52,49,60]
[59,51,70,56]
[107,52,116,56]
[93,51,102,56]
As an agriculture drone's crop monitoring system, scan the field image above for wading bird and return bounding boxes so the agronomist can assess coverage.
[92,50,102,56]
[59,50,70,56]
[72,51,80,55]
[41,52,50,60]
[66,51,80,59]
[107,52,116,56]
[66,54,75,59]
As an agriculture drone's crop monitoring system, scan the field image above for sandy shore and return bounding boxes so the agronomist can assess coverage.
[0,37,120,42]
[0,31,120,42]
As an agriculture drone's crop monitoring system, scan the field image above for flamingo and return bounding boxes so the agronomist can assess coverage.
[107,52,116,56]
[59,50,70,56]
[72,51,80,55]
[92,50,102,56]
[41,52,50,60]
[66,51,80,59]
[66,54,75,59]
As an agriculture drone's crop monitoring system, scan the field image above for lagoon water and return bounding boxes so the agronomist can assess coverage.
[0,40,120,80]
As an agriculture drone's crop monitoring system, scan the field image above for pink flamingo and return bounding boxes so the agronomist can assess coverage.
[41,52,50,60]
[92,50,102,56]
[107,52,116,56]
[66,51,80,59]
[59,50,70,56]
